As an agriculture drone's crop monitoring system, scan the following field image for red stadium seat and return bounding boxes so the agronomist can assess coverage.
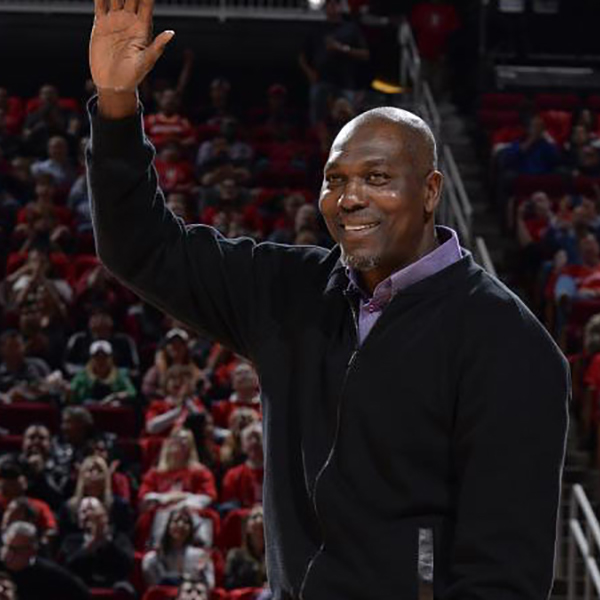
[228,588,263,600]
[0,403,60,434]
[477,109,521,130]
[217,508,250,553]
[586,95,600,111]
[534,93,580,111]
[142,586,178,600]
[540,110,572,145]
[25,96,80,115]
[513,174,568,197]
[480,92,527,110]
[88,405,138,438]
[0,434,22,454]
[90,589,120,599]
[574,176,600,197]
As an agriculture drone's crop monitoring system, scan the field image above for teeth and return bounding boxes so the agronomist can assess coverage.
[344,223,378,231]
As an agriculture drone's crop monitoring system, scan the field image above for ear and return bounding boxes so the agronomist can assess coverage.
[424,170,443,217]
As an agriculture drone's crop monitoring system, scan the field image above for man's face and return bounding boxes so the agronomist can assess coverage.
[177,580,209,600]
[580,234,600,264]
[22,426,50,457]
[47,137,67,162]
[160,89,179,115]
[1,532,35,572]
[39,85,57,106]
[320,119,441,280]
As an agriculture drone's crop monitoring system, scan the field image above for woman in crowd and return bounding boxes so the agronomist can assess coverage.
[142,505,215,588]
[224,505,266,590]
[60,454,132,537]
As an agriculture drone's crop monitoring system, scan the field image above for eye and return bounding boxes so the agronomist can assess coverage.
[325,173,344,185]
[366,172,390,185]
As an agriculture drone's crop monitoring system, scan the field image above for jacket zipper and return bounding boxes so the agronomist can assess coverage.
[298,295,360,600]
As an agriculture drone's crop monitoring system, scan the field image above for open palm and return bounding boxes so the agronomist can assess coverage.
[89,0,174,92]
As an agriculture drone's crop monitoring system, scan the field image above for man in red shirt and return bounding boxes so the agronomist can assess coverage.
[144,88,196,152]
[221,422,263,508]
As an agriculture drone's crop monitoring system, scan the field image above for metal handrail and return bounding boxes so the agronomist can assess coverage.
[398,18,422,106]
[567,483,600,599]
[0,0,325,19]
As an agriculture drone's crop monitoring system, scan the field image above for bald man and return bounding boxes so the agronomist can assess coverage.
[86,2,570,599]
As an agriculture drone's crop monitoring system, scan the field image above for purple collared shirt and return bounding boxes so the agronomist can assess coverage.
[346,224,464,345]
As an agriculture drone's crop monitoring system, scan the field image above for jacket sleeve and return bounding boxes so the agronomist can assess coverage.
[85,94,260,359]
[442,296,570,600]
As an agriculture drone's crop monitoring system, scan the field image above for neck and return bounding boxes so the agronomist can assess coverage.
[360,227,440,294]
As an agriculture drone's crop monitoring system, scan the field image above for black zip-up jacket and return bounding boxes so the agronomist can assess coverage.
[86,95,571,600]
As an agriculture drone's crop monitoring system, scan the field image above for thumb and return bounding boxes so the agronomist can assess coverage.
[145,30,176,68]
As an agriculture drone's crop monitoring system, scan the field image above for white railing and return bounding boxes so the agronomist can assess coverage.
[398,18,422,106]
[567,483,600,599]
[0,0,324,19]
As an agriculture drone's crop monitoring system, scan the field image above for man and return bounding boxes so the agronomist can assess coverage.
[87,2,570,599]
[298,0,370,125]
[0,521,88,600]
[0,330,51,404]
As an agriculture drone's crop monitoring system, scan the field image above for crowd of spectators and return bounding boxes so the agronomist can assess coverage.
[477,91,600,470]
[0,1,390,597]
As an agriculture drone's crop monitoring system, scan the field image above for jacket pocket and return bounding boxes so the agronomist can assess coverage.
[418,527,434,600]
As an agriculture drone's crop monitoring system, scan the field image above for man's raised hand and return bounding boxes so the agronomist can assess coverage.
[90,0,174,111]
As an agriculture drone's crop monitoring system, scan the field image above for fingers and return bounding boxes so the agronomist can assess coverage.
[138,0,154,23]
[109,0,124,10]
[123,0,138,12]
[144,29,175,67]
[93,0,107,16]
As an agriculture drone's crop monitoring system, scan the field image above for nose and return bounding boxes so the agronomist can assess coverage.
[337,177,366,212]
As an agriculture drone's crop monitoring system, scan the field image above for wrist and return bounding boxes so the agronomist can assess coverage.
[97,87,139,120]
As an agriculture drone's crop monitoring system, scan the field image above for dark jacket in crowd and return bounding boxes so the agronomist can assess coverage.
[86,94,571,600]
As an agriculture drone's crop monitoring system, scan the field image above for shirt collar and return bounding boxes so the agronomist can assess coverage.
[345,224,464,304]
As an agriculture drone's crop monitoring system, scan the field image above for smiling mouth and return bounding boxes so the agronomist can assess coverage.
[341,223,379,232]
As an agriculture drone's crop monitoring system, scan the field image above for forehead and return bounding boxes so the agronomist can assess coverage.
[326,120,409,169]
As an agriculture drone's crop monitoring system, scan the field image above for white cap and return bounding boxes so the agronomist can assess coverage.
[90,340,113,356]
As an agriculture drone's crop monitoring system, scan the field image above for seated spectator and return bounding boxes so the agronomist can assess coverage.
[3,243,73,328]
[13,175,73,251]
[0,459,57,544]
[16,424,65,511]
[224,505,266,590]
[61,454,132,538]
[146,364,206,437]
[59,496,134,593]
[248,83,299,139]
[211,363,260,429]
[156,141,196,196]
[53,406,111,496]
[221,423,263,510]
[0,569,17,600]
[30,136,77,195]
[68,340,136,406]
[64,308,139,377]
[67,138,93,236]
[195,78,235,128]
[0,521,89,600]
[0,330,51,404]
[139,429,217,513]
[196,118,252,179]
[499,114,560,175]
[142,328,204,401]
[144,88,197,153]
[563,124,600,172]
[268,193,307,244]
[313,96,356,159]
[220,407,261,472]
[18,303,66,370]
[552,233,600,340]
[167,192,198,224]
[137,429,217,549]
[142,505,215,588]
[21,85,76,159]
[176,576,211,600]
[84,437,132,504]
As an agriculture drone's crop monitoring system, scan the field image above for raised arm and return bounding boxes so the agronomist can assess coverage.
[87,0,262,358]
